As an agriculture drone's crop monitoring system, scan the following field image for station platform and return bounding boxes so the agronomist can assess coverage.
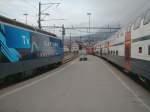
[0,55,150,112]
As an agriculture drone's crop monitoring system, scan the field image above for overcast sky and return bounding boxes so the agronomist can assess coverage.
[0,0,150,37]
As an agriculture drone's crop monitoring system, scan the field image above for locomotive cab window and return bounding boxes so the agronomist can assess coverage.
[139,47,142,53]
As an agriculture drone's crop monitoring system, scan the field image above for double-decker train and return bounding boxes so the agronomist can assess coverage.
[0,15,63,83]
[94,9,150,84]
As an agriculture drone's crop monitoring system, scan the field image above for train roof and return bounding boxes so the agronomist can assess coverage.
[0,15,56,37]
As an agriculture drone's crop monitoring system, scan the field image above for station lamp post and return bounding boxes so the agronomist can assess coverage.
[87,12,92,45]
[23,13,28,24]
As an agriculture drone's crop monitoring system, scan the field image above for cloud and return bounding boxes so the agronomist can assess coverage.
[0,0,150,36]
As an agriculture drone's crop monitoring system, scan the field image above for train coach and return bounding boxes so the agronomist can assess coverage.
[86,47,94,55]
[0,15,63,83]
[94,9,150,84]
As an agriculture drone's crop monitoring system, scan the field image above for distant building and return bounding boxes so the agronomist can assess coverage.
[71,43,79,53]
[64,45,70,55]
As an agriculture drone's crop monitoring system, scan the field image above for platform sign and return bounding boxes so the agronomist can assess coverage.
[4,25,30,48]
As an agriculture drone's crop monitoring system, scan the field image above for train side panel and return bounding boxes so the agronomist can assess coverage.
[130,16,150,80]
[95,9,150,81]
[0,22,63,79]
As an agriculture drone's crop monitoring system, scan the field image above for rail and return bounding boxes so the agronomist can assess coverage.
[63,53,78,63]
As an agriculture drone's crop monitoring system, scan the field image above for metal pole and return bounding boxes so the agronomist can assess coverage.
[87,12,91,45]
[54,24,55,33]
[38,2,41,29]
[62,24,65,45]
[89,14,90,44]
[23,13,28,24]
[26,15,27,24]
[80,31,81,42]
[89,14,91,34]
[38,2,60,29]
[70,29,72,53]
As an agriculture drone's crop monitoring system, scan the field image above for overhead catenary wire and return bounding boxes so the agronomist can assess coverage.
[41,4,54,13]
[22,0,38,10]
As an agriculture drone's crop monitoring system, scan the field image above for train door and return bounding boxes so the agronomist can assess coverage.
[124,31,131,71]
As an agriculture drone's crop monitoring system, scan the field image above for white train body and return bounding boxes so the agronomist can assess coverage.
[94,9,150,81]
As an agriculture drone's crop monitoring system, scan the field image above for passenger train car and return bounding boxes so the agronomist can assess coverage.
[0,15,63,82]
[86,47,94,55]
[94,9,150,84]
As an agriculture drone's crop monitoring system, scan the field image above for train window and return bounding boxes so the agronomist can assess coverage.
[113,51,115,55]
[133,17,142,30]
[143,9,150,25]
[108,50,110,55]
[148,45,150,55]
[116,50,118,56]
[139,47,142,53]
